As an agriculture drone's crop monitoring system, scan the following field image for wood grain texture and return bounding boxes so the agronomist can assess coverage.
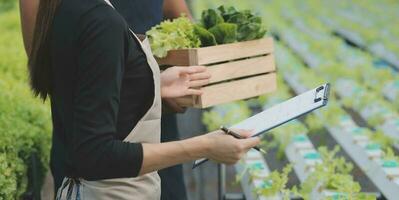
[176,73,277,108]
[207,55,275,84]
[195,37,274,65]
[156,49,194,66]
[174,96,195,107]
[156,37,274,66]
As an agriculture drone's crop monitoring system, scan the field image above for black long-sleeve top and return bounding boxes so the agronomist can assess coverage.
[50,0,154,180]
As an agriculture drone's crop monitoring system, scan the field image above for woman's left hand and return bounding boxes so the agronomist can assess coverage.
[160,66,211,98]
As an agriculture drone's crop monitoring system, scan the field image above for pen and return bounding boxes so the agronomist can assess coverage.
[192,126,266,169]
[220,126,266,154]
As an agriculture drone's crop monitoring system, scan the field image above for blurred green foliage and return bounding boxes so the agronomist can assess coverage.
[0,3,52,199]
[0,0,15,12]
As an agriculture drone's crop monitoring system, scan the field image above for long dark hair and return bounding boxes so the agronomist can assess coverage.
[28,0,61,100]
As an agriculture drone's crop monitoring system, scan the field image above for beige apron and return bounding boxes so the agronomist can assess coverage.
[56,1,162,198]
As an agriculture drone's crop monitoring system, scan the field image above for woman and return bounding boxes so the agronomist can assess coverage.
[28,0,260,199]
[21,1,197,199]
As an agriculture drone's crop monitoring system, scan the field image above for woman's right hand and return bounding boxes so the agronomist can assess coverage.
[203,130,260,165]
[139,129,260,175]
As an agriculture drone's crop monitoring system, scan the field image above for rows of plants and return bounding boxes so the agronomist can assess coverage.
[262,81,373,200]
[191,0,399,199]
[254,0,399,151]
[0,3,52,199]
[311,0,399,69]
[283,0,399,110]
[202,74,375,199]
[275,42,399,199]
[326,1,399,69]
[278,31,399,148]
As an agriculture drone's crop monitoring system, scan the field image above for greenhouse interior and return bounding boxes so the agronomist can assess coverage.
[1,0,398,199]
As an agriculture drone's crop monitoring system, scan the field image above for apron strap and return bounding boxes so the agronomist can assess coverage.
[56,178,82,200]
[103,0,114,8]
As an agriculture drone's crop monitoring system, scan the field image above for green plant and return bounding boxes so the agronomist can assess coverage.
[208,22,237,44]
[320,102,346,126]
[217,6,266,41]
[200,5,267,44]
[299,146,375,200]
[149,5,267,56]
[383,147,399,163]
[0,8,28,81]
[255,164,294,199]
[369,131,395,150]
[271,120,308,160]
[305,114,324,132]
[193,24,217,46]
[201,8,224,29]
[202,102,251,131]
[0,0,14,11]
[0,6,52,198]
[147,16,201,58]
[0,77,51,199]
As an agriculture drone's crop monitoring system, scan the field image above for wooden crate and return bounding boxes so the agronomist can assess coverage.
[157,37,277,108]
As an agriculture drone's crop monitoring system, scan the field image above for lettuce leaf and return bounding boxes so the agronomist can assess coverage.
[146,17,200,58]
[194,25,217,47]
[208,23,237,44]
[201,9,224,29]
[216,6,267,42]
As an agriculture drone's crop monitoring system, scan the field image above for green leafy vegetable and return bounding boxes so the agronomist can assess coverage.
[237,22,266,41]
[148,6,267,55]
[217,5,267,41]
[146,16,200,58]
[208,22,237,44]
[299,146,375,200]
[201,8,224,29]
[0,5,52,198]
[217,5,239,21]
[193,24,217,47]
[255,164,294,199]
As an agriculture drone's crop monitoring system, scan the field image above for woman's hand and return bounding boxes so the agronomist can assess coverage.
[203,130,260,165]
[139,129,260,175]
[160,66,211,98]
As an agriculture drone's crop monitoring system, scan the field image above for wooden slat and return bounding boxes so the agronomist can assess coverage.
[208,54,275,84]
[197,73,277,108]
[195,37,274,65]
[156,49,194,66]
[174,96,195,107]
[155,37,274,66]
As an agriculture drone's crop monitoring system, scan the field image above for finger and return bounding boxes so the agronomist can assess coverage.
[240,137,261,149]
[189,72,211,81]
[187,66,207,73]
[178,66,207,75]
[185,89,203,96]
[188,79,210,88]
[232,129,254,138]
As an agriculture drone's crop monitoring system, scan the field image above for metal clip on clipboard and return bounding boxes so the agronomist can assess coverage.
[314,84,330,103]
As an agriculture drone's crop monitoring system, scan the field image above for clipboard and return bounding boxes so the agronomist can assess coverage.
[193,83,330,168]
